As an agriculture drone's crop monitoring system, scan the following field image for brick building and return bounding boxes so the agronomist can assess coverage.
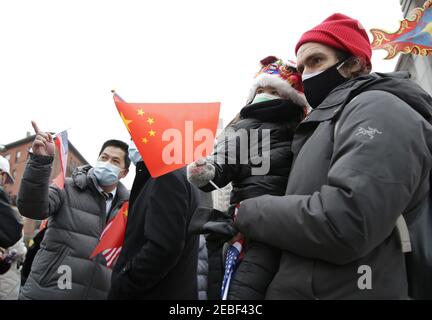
[0,134,88,243]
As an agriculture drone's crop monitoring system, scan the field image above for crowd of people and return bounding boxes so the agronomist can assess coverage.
[1,12,432,300]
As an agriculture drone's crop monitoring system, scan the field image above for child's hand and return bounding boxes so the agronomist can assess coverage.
[187,158,216,187]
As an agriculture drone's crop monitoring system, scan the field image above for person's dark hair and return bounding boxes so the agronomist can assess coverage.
[335,49,351,62]
[335,49,371,78]
[99,139,130,169]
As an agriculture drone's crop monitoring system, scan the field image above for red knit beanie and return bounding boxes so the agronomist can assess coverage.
[295,13,372,68]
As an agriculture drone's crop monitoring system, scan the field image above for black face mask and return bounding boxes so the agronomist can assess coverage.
[302,60,348,109]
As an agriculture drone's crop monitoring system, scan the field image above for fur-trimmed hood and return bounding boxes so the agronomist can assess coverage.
[246,73,308,107]
[245,56,308,108]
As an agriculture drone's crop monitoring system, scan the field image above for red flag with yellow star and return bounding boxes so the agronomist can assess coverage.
[113,92,220,177]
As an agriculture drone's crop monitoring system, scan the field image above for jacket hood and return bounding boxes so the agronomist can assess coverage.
[246,73,308,107]
[71,165,92,189]
[320,72,432,124]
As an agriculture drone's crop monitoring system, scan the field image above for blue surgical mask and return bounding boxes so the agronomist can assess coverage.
[251,92,280,104]
[128,140,143,165]
[93,161,121,186]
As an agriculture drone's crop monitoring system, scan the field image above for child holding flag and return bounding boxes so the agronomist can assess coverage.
[187,56,308,299]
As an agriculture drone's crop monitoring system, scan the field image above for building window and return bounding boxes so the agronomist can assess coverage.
[4,154,11,161]
[15,151,21,163]
[12,169,17,178]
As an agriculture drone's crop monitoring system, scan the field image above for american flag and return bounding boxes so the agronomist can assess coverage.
[98,218,123,268]
[220,203,244,300]
[52,130,68,189]
[221,240,243,300]
[104,248,122,268]
[102,246,123,268]
[90,202,128,268]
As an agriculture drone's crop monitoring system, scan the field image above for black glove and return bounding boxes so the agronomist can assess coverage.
[188,207,238,242]
[0,250,16,275]
[0,257,12,274]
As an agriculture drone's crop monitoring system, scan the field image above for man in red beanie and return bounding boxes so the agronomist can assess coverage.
[233,13,432,299]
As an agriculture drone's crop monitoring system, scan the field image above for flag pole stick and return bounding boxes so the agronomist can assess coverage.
[52,128,71,139]
[209,180,223,192]
[111,89,126,102]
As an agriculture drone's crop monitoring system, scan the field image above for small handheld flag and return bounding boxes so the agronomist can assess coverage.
[90,202,129,268]
[221,240,243,300]
[52,130,68,189]
[112,91,220,177]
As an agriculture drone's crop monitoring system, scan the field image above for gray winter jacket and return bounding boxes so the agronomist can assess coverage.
[17,154,129,300]
[235,72,432,299]
[197,235,208,300]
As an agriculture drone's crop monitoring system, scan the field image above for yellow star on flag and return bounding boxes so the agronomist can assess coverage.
[120,112,132,132]
[137,109,145,116]
[148,129,156,137]
[147,117,155,125]
[142,137,149,144]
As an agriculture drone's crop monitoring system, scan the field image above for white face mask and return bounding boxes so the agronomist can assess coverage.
[251,92,280,104]
[93,161,121,186]
[301,60,347,82]
[301,69,325,82]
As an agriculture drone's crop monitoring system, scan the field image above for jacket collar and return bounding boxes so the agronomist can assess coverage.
[240,99,305,122]
[303,76,362,123]
[303,71,417,124]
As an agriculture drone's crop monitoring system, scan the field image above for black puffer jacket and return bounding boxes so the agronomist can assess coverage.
[109,164,200,300]
[0,187,22,249]
[201,99,305,204]
[195,99,304,300]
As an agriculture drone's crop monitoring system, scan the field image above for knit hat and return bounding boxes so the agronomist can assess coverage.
[295,13,372,68]
[246,56,307,106]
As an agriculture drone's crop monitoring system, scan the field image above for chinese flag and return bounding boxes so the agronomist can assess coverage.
[90,202,128,268]
[113,92,220,177]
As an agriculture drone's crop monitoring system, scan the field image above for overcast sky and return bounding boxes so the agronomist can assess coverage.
[0,0,405,188]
